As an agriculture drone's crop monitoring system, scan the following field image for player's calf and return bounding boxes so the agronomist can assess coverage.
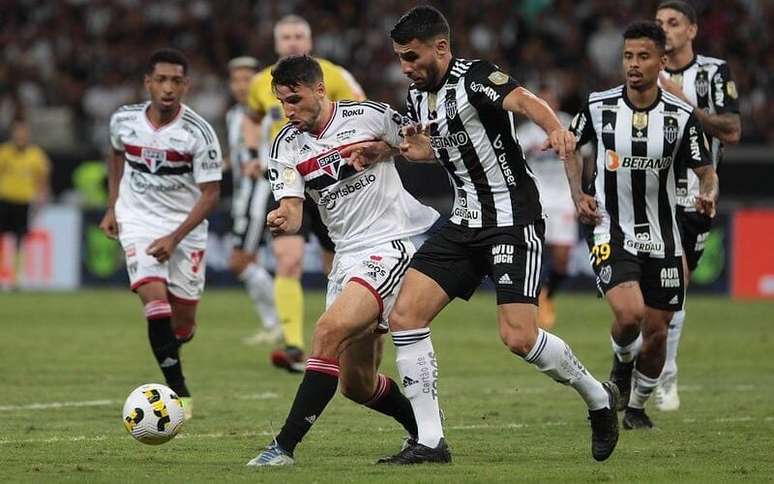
[144,299,190,398]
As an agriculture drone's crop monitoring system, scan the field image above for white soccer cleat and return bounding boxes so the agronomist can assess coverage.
[654,376,680,411]
[246,442,295,467]
[242,326,283,345]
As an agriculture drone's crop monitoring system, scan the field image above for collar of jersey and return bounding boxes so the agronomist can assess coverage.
[144,102,184,131]
[664,53,697,75]
[622,86,662,112]
[311,101,338,139]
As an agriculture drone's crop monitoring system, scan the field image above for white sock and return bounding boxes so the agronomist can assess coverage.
[239,263,278,329]
[661,309,685,381]
[628,369,660,409]
[392,328,443,448]
[525,329,610,410]
[611,333,642,363]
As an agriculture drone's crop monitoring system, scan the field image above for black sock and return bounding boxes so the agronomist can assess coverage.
[276,357,339,455]
[546,270,568,298]
[145,301,189,397]
[364,374,418,437]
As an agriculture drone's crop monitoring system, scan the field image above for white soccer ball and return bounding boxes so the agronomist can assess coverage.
[122,383,185,445]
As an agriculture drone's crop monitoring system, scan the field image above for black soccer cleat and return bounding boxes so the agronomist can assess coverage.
[623,407,654,430]
[609,355,634,411]
[588,381,620,462]
[376,437,451,465]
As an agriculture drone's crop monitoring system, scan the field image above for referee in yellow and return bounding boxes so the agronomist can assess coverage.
[243,14,365,372]
[0,118,50,288]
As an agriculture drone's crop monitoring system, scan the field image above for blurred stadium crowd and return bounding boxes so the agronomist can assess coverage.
[1,0,772,153]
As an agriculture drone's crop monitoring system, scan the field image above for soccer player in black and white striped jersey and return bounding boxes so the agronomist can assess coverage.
[359,6,620,464]
[654,0,742,412]
[568,21,718,430]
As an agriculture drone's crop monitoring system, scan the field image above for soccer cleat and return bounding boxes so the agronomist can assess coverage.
[179,397,193,421]
[375,435,417,464]
[588,381,620,462]
[376,438,452,465]
[654,375,680,411]
[242,326,284,346]
[271,346,305,373]
[246,442,295,467]
[537,288,556,330]
[175,322,197,344]
[622,407,654,430]
[609,355,634,411]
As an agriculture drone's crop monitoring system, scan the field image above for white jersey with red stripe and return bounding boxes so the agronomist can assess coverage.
[109,102,223,243]
[269,100,439,253]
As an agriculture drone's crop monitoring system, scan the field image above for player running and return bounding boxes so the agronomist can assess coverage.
[568,21,717,429]
[100,49,222,420]
[243,14,365,372]
[246,55,438,467]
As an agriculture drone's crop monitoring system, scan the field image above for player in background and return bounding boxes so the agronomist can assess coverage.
[516,86,579,329]
[99,49,222,420]
[654,0,741,411]
[246,55,437,467]
[225,56,280,345]
[345,6,619,464]
[243,14,366,372]
[569,22,717,429]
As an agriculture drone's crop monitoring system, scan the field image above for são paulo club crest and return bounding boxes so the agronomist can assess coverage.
[318,150,342,179]
[141,147,166,173]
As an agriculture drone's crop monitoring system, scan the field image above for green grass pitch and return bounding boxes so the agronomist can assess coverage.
[1,289,773,482]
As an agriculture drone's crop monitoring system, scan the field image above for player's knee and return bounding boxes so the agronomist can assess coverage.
[499,323,538,356]
[387,304,425,332]
[312,317,348,358]
[275,252,302,278]
[614,304,645,329]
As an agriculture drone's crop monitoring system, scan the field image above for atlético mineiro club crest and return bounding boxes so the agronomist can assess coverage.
[445,95,458,119]
[664,118,679,144]
[695,74,709,98]
[318,150,342,179]
[141,147,166,173]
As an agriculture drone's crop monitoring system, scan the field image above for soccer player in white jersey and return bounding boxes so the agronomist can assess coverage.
[517,86,579,329]
[246,55,438,467]
[99,49,222,420]
[654,0,742,411]
[225,56,280,345]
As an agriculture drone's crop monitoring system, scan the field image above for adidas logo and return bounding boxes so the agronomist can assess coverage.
[402,376,418,388]
[669,295,679,305]
[602,122,615,133]
[160,357,178,368]
[498,273,513,285]
[305,414,317,424]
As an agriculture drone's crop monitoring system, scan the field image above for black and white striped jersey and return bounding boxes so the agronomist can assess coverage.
[406,58,542,228]
[570,86,711,258]
[663,54,739,211]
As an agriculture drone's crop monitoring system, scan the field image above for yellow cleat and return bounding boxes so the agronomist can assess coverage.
[537,288,556,330]
[179,397,193,421]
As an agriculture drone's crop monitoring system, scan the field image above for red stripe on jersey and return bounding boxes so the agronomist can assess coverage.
[295,139,382,177]
[124,144,193,163]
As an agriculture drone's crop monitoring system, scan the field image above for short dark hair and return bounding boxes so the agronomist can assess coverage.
[271,55,323,90]
[146,48,189,75]
[623,21,667,52]
[657,0,698,24]
[390,6,450,44]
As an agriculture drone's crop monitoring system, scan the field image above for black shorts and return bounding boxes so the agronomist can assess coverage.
[410,220,545,305]
[266,197,335,253]
[587,239,685,311]
[231,178,272,253]
[0,200,30,238]
[677,210,713,272]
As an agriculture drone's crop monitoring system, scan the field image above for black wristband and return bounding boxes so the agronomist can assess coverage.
[248,148,259,159]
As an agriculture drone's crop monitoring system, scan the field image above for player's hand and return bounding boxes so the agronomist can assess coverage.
[243,159,263,180]
[694,193,716,218]
[266,208,289,236]
[99,208,118,240]
[146,235,178,263]
[575,193,601,225]
[541,128,576,161]
[659,73,688,102]
[340,140,393,172]
[399,123,435,161]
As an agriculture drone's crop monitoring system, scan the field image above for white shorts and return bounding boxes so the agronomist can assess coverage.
[326,239,416,332]
[544,204,578,246]
[120,234,207,303]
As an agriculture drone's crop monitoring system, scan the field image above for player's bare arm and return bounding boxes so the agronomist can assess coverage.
[99,148,124,240]
[502,86,576,161]
[266,197,303,236]
[146,181,220,263]
[563,149,600,225]
[692,164,718,218]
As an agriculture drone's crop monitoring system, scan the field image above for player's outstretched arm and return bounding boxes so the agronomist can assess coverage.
[146,181,220,263]
[267,197,303,236]
[692,165,719,218]
[99,148,124,240]
[563,150,600,225]
[502,87,576,160]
